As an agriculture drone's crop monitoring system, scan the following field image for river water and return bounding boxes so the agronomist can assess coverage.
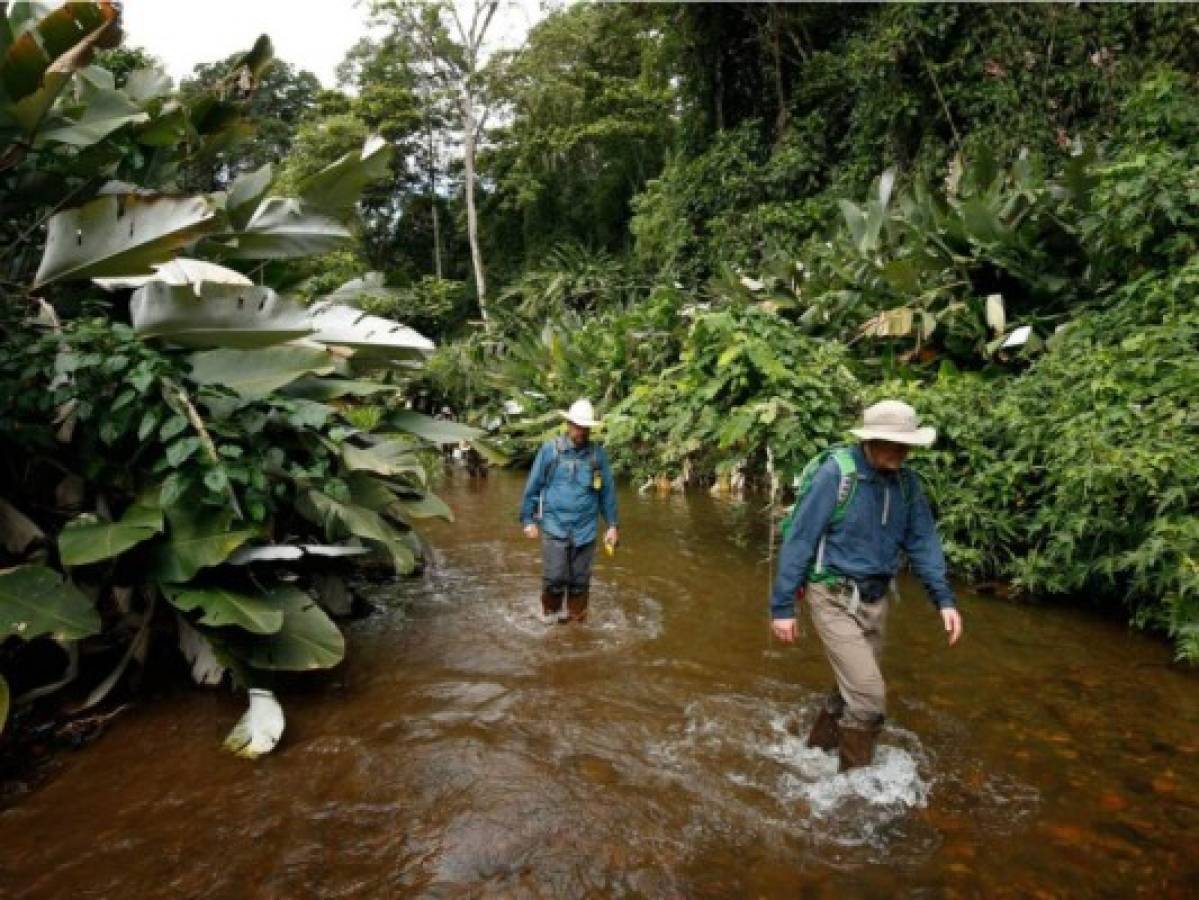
[2,471,1197,897]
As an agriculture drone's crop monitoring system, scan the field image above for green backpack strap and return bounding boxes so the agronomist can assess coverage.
[779,446,859,542]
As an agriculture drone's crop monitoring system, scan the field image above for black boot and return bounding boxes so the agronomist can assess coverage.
[838,715,884,772]
[541,589,564,618]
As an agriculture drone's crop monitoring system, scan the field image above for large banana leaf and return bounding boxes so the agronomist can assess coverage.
[236,587,344,671]
[147,505,256,583]
[341,439,427,480]
[297,135,392,218]
[94,257,253,292]
[213,198,352,260]
[282,376,400,401]
[39,86,147,146]
[226,163,273,230]
[299,490,416,573]
[0,564,100,641]
[132,282,315,349]
[308,302,434,359]
[0,0,120,138]
[187,345,335,399]
[163,585,283,635]
[33,193,219,287]
[389,410,483,445]
[58,490,163,566]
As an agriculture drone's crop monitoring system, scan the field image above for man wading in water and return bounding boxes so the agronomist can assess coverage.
[770,400,964,770]
[520,399,619,624]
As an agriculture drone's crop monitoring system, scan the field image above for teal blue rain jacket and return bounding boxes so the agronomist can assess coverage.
[520,439,618,545]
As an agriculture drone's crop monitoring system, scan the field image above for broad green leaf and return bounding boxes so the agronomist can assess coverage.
[226,163,273,230]
[147,505,255,583]
[238,587,344,671]
[39,87,148,146]
[388,410,482,445]
[283,376,400,401]
[395,492,453,522]
[187,345,334,399]
[214,198,352,260]
[34,193,219,288]
[308,302,434,358]
[296,135,392,217]
[300,490,415,573]
[58,490,164,566]
[0,565,100,641]
[163,584,283,635]
[341,440,424,479]
[132,282,314,349]
[3,1,119,136]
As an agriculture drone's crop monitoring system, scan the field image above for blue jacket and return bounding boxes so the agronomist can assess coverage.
[520,438,618,545]
[770,444,955,619]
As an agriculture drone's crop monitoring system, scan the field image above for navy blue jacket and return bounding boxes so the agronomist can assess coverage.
[520,438,618,545]
[770,444,955,618]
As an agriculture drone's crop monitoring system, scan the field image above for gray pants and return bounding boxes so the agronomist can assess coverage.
[542,535,596,595]
[807,581,891,726]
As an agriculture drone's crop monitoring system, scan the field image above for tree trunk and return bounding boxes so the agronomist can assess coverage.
[461,88,487,322]
[428,123,442,279]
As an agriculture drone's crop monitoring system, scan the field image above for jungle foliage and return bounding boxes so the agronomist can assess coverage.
[412,3,1199,660]
[0,2,470,754]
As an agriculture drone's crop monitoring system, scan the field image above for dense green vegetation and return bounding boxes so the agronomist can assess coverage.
[399,4,1197,660]
[0,3,480,755]
[1,0,1196,767]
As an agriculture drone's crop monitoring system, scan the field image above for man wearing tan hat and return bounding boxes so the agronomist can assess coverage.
[769,400,963,770]
[520,399,619,624]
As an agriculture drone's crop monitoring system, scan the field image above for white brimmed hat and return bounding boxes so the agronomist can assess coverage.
[850,400,936,447]
[560,398,601,429]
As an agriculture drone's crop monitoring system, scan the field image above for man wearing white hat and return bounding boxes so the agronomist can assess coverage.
[769,400,964,770]
[520,399,619,623]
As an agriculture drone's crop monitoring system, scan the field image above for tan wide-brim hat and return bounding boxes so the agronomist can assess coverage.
[850,400,936,447]
[560,398,601,429]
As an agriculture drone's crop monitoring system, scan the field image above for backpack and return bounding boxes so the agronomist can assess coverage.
[779,446,859,543]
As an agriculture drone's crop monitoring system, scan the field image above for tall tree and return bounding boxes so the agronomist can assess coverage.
[484,3,675,262]
[370,0,502,324]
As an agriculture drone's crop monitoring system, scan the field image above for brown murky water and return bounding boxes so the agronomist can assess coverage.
[2,471,1198,898]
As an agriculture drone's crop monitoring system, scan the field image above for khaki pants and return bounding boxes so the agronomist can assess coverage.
[807,581,890,726]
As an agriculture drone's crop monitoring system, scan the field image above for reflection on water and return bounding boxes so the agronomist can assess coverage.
[1,471,1197,898]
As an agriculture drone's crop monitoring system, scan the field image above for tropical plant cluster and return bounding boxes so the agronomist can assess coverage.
[0,3,480,758]
[404,4,1198,660]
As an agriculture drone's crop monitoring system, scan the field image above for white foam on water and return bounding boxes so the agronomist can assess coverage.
[762,712,931,818]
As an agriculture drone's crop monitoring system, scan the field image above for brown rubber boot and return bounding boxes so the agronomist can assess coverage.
[565,590,589,623]
[838,716,884,772]
[806,706,841,752]
[541,589,564,617]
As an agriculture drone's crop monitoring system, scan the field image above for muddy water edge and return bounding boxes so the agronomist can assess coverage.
[1,470,1197,898]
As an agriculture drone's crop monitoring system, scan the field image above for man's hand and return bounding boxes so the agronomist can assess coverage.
[604,526,619,548]
[771,618,798,643]
[941,607,963,646]
[523,523,539,539]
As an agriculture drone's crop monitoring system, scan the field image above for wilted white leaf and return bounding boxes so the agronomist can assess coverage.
[224,688,284,758]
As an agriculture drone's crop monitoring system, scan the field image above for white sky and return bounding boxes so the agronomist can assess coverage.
[120,0,549,89]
